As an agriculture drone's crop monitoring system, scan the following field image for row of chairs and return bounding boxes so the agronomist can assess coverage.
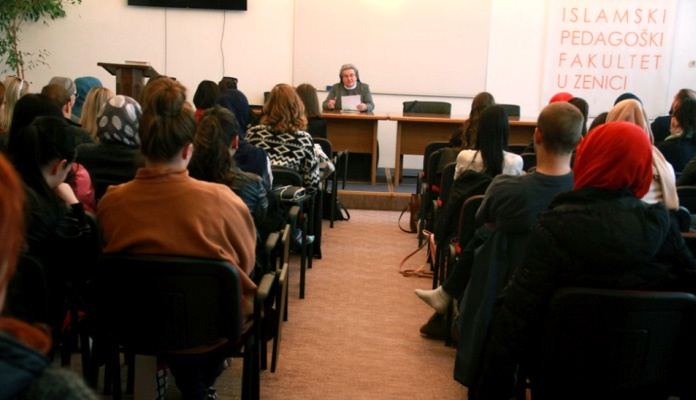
[413,138,696,397]
[81,221,293,400]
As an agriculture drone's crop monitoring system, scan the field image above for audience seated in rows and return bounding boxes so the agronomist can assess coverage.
[96,77,257,400]
[0,152,99,399]
[417,102,581,337]
[452,102,583,395]
[473,121,696,399]
[6,115,99,348]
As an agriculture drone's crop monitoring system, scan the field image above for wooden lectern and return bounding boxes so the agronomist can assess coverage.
[98,62,159,100]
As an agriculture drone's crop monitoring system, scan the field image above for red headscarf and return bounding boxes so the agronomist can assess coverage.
[548,92,574,103]
[573,121,653,198]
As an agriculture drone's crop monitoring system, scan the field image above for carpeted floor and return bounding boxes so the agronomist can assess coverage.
[82,209,468,399]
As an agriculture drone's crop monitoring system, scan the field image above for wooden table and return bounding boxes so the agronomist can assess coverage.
[322,111,388,185]
[389,113,537,186]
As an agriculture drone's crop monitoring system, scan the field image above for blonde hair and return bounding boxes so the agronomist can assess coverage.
[261,84,307,132]
[0,76,30,131]
[81,86,115,141]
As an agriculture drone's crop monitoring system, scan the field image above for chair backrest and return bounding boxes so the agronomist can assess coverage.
[313,138,333,160]
[498,103,520,117]
[272,167,304,188]
[677,186,696,214]
[403,101,452,115]
[425,150,444,192]
[520,152,537,172]
[422,141,449,174]
[95,254,243,354]
[439,162,457,206]
[528,287,696,399]
[457,195,484,248]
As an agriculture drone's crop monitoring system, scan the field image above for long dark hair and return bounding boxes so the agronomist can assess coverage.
[188,105,239,186]
[463,92,495,149]
[475,105,509,177]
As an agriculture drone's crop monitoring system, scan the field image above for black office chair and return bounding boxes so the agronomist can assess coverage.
[417,141,449,195]
[313,137,347,228]
[498,103,521,117]
[92,254,275,400]
[677,186,696,215]
[272,167,315,299]
[518,287,696,400]
[403,101,452,115]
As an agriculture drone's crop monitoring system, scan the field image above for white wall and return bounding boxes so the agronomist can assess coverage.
[7,0,696,169]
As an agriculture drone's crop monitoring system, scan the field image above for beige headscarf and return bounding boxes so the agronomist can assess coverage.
[606,99,679,210]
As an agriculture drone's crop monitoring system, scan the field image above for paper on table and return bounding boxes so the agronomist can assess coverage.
[341,95,361,111]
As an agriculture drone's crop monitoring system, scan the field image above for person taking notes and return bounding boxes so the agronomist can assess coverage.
[322,63,374,112]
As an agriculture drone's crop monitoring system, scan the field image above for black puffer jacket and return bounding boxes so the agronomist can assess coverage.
[474,187,696,400]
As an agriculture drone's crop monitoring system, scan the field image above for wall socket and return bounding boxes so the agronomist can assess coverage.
[690,60,696,68]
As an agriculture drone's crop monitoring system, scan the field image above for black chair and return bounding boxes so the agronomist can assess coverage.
[498,103,521,117]
[403,101,452,115]
[430,162,457,289]
[517,287,696,400]
[418,149,444,246]
[417,141,449,195]
[272,167,315,299]
[92,254,275,400]
[314,137,348,228]
[442,194,484,345]
[677,186,696,215]
[268,224,290,373]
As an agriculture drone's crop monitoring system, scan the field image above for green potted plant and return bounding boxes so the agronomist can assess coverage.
[0,0,82,80]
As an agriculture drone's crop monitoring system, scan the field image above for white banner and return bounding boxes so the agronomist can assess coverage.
[543,0,679,118]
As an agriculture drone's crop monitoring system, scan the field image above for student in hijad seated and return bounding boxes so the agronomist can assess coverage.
[322,63,374,112]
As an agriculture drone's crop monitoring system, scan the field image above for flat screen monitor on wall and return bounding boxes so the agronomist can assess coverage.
[128,0,246,11]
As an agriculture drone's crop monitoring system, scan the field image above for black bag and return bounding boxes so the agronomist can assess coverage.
[322,189,350,221]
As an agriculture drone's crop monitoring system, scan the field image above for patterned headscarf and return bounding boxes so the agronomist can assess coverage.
[573,121,653,199]
[96,95,142,147]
